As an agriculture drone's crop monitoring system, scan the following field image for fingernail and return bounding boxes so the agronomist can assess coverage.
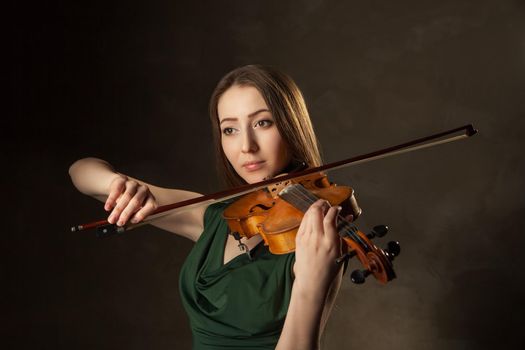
[130,218,138,224]
[117,220,123,226]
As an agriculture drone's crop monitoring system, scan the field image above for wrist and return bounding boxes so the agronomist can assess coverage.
[292,278,329,304]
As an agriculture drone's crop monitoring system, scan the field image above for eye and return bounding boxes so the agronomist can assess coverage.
[255,120,273,128]
[222,127,235,135]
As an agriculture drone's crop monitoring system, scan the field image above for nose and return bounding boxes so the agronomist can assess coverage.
[241,129,259,153]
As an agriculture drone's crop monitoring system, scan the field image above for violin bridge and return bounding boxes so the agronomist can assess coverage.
[266,178,293,199]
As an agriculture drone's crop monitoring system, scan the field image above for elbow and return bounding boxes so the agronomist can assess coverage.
[68,157,106,195]
[69,158,88,180]
[68,157,100,177]
[68,158,90,193]
[68,159,82,177]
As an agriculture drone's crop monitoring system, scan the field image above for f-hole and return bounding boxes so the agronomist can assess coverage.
[249,202,275,213]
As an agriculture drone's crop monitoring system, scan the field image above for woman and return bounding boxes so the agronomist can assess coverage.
[69,65,346,349]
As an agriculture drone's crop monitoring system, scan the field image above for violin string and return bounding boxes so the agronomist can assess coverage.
[286,185,366,248]
[292,186,366,247]
[282,185,314,212]
[281,184,369,250]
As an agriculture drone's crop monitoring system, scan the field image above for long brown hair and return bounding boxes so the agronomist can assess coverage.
[209,65,322,188]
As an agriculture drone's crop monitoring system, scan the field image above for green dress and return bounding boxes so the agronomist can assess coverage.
[179,202,296,349]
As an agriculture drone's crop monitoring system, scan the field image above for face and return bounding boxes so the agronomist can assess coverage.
[217,85,292,184]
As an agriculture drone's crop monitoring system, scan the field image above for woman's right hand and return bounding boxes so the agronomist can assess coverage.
[70,157,205,239]
[105,175,158,226]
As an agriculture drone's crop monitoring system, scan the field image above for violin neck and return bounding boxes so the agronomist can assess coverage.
[279,184,367,246]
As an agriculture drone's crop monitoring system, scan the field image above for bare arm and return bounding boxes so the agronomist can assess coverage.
[276,200,344,350]
[69,157,206,241]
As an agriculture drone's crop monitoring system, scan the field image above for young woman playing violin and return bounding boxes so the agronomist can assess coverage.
[69,65,349,350]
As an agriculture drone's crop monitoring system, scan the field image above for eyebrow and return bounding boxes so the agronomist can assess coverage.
[219,109,270,125]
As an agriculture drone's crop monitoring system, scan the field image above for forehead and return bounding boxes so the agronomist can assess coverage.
[217,85,268,118]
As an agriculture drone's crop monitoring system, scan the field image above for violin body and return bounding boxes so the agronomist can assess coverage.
[223,172,399,284]
[223,173,361,254]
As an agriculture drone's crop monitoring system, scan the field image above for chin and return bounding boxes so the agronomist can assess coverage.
[244,175,261,184]
[242,172,269,184]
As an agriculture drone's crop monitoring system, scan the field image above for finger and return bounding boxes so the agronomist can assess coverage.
[310,199,330,237]
[296,206,311,240]
[105,178,126,211]
[323,206,342,242]
[299,199,326,242]
[131,196,157,224]
[109,181,138,224]
[297,199,319,241]
[118,186,148,225]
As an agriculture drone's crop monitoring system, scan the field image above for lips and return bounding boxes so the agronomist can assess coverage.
[242,160,265,172]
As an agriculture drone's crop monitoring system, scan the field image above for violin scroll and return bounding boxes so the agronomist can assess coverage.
[343,226,401,285]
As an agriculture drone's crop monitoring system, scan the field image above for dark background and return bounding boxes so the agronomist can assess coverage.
[8,0,525,349]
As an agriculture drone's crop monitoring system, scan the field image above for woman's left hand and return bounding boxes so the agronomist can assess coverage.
[293,199,344,298]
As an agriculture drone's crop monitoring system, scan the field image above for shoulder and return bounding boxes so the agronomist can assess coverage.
[203,201,231,227]
[193,201,232,243]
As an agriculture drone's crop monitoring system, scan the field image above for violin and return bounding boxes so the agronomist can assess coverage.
[71,124,477,285]
[223,171,398,284]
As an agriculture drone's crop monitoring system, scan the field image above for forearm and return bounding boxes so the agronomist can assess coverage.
[68,157,121,197]
[275,281,327,350]
[276,201,346,350]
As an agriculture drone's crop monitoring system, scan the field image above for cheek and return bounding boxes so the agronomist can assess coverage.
[221,138,237,165]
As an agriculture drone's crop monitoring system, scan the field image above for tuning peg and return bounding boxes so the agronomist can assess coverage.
[350,269,371,284]
[384,241,401,260]
[366,225,388,239]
